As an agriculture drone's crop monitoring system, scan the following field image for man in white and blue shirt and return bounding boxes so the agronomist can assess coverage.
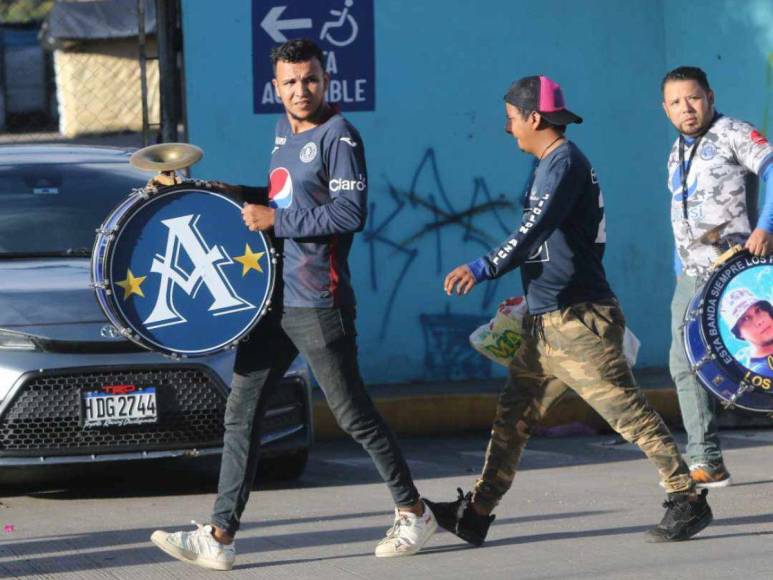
[663,65,773,488]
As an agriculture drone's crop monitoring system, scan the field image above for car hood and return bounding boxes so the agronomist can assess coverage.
[0,258,106,329]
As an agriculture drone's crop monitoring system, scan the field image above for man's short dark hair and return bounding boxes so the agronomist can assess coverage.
[661,66,711,93]
[271,38,325,71]
[732,300,773,339]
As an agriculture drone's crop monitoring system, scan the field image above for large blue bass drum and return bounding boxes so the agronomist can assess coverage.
[683,248,773,413]
[91,181,276,357]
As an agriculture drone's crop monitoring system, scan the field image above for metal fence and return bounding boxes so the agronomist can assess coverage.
[0,0,174,148]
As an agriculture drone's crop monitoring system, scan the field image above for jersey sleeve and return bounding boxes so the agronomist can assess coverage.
[273,127,368,238]
[467,155,579,282]
[756,163,773,232]
[729,120,773,175]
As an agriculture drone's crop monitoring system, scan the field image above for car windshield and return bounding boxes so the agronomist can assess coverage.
[0,162,147,256]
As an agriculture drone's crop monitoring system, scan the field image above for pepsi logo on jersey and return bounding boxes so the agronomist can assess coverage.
[269,167,293,208]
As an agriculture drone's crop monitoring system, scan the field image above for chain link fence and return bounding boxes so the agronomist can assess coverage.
[0,0,161,147]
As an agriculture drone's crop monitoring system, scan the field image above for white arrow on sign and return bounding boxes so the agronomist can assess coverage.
[261,6,313,43]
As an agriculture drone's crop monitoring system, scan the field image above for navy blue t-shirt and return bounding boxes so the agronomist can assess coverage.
[269,113,367,307]
[468,141,613,314]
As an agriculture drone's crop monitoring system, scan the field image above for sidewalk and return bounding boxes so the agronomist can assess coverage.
[312,367,773,440]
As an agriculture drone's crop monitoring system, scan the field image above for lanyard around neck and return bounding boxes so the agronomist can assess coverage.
[677,134,703,222]
[677,113,718,224]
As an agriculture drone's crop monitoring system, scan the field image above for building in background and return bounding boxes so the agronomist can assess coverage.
[40,0,159,137]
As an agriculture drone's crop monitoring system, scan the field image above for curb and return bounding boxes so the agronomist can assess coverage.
[312,369,684,440]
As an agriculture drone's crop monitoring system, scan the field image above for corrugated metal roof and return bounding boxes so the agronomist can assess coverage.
[42,0,156,42]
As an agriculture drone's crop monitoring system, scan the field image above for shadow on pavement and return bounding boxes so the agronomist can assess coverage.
[1,508,770,577]
[3,432,773,502]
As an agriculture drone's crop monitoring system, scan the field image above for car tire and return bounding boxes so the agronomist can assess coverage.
[258,449,308,481]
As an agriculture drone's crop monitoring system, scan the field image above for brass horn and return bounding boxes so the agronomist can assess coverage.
[130,142,204,174]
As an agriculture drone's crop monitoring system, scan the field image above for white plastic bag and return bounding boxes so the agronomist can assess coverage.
[470,296,641,368]
[469,297,528,367]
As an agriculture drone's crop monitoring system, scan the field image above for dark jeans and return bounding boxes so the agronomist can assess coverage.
[210,306,419,535]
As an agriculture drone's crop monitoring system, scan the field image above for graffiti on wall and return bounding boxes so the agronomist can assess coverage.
[363,147,532,378]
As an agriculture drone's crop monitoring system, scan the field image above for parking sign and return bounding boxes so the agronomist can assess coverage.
[252,0,375,114]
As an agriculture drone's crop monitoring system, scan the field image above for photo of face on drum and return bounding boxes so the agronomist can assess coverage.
[718,269,773,379]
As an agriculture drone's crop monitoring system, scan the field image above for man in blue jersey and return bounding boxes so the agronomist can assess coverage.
[662,66,773,488]
[151,39,436,570]
[426,75,712,545]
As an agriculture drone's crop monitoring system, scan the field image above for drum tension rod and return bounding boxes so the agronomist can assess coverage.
[720,381,755,410]
[691,352,714,371]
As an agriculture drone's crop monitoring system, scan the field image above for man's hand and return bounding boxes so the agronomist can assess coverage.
[145,171,181,189]
[444,264,477,296]
[242,203,275,231]
[745,227,773,256]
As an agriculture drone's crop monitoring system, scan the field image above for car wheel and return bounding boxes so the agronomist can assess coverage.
[258,449,308,481]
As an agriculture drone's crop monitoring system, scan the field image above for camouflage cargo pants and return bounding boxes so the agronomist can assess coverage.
[473,299,693,513]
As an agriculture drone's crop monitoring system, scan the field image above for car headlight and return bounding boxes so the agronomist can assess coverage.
[0,329,40,351]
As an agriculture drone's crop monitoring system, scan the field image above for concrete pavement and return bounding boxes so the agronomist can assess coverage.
[1,429,773,579]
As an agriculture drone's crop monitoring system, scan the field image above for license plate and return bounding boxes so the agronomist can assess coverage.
[83,387,158,427]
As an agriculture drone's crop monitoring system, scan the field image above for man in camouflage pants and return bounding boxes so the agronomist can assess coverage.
[429,74,713,544]
[662,66,773,488]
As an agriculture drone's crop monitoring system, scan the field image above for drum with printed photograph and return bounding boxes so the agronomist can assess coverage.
[683,249,773,413]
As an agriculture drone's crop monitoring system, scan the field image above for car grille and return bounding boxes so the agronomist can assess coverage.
[0,366,227,456]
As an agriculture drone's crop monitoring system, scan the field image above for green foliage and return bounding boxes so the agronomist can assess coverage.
[0,0,54,24]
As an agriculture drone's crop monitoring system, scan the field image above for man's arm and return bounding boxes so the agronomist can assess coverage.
[274,134,367,237]
[445,156,579,294]
[746,162,773,256]
[471,156,578,280]
[729,122,773,256]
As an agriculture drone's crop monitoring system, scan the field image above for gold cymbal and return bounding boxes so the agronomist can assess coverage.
[129,142,204,172]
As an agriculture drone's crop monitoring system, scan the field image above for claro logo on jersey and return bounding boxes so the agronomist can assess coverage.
[268,167,293,208]
[330,176,366,192]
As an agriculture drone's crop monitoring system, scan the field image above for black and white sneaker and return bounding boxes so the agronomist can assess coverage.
[646,489,713,542]
[424,488,495,547]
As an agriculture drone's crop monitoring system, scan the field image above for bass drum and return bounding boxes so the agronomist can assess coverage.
[683,248,773,413]
[91,181,276,357]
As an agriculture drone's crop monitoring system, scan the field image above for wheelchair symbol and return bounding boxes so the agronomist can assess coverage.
[320,0,359,47]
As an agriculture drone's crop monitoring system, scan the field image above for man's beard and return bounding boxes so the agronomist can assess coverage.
[289,102,328,124]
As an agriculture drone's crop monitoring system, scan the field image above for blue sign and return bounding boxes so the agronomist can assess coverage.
[251,0,375,114]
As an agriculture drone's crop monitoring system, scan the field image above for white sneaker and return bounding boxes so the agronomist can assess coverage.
[151,521,235,571]
[374,501,437,558]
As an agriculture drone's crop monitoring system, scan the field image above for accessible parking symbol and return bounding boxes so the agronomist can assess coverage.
[252,0,375,114]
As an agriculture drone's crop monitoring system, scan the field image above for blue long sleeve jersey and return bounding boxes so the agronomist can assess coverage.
[467,141,614,314]
[269,113,367,307]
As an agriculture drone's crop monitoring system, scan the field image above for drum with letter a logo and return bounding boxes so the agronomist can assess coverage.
[91,182,276,356]
[683,247,773,413]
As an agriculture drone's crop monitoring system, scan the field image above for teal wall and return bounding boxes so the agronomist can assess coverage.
[181,0,773,384]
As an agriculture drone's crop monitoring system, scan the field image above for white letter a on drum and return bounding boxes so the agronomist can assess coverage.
[144,214,254,329]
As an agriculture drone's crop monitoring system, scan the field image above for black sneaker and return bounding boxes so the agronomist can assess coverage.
[424,488,495,547]
[646,489,713,542]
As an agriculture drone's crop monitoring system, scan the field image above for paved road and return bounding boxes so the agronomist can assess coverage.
[1,429,772,579]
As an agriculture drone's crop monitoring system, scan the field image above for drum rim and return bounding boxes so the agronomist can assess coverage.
[91,182,276,357]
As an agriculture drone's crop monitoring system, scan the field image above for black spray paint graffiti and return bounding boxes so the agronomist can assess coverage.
[362,148,533,379]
